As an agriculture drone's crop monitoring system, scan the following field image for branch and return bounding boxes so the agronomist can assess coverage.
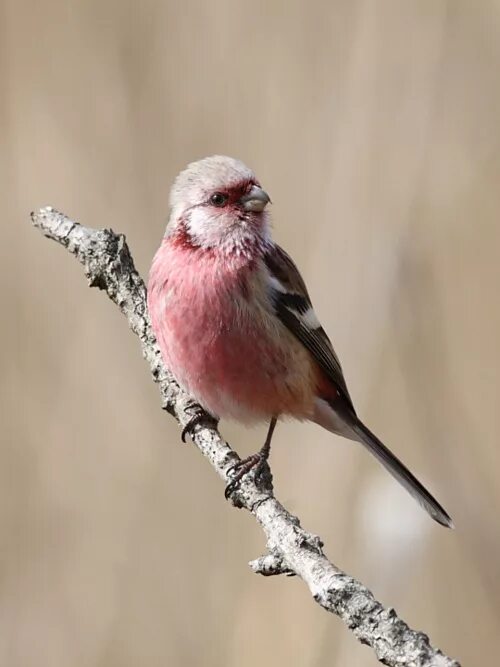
[31,207,460,667]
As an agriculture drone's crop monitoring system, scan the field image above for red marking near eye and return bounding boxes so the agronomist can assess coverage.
[222,179,260,204]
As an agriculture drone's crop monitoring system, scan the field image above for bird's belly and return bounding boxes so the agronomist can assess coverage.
[158,296,315,423]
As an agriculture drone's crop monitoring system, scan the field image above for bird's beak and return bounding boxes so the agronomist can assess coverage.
[238,185,271,212]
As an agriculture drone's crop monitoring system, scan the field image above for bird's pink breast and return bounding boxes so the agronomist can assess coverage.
[148,239,316,422]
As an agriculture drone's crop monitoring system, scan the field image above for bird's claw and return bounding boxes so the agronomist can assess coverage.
[180,404,217,443]
[224,453,269,499]
[181,414,205,443]
[224,479,239,499]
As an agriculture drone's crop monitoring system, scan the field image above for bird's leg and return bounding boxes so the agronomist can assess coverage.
[181,402,218,443]
[225,416,277,498]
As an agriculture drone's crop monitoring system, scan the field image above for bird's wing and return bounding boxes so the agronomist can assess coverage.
[263,243,355,413]
[264,244,453,527]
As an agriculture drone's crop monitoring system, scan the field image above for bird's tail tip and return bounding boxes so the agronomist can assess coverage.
[434,510,455,530]
[352,419,454,530]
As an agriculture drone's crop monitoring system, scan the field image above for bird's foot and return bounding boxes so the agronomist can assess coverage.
[181,403,218,443]
[225,417,276,499]
[224,450,271,499]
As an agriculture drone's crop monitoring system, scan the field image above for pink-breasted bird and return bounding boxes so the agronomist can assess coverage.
[148,155,452,528]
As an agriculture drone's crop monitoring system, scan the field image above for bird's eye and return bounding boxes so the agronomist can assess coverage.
[210,192,228,207]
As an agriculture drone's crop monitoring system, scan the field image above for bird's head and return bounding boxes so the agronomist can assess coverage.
[167,155,271,252]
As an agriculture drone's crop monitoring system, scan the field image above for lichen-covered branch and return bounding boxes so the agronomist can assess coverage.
[31,207,460,667]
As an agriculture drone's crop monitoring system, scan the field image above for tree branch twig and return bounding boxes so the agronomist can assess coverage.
[31,207,460,667]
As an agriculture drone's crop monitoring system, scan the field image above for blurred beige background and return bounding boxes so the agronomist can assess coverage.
[1,0,499,665]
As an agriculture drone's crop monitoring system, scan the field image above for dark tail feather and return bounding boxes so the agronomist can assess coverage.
[351,419,453,528]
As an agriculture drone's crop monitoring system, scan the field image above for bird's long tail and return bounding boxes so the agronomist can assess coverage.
[350,419,453,528]
[312,398,452,527]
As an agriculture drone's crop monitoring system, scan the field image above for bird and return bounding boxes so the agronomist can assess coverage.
[147,155,452,528]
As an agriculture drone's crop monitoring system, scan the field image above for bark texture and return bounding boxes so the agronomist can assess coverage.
[31,207,460,667]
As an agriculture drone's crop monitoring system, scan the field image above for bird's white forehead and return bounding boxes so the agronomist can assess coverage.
[170,155,257,208]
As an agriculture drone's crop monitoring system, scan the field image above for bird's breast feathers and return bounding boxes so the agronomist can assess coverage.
[148,240,318,421]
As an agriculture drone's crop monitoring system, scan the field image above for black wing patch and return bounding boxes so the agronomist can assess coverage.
[264,245,356,414]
